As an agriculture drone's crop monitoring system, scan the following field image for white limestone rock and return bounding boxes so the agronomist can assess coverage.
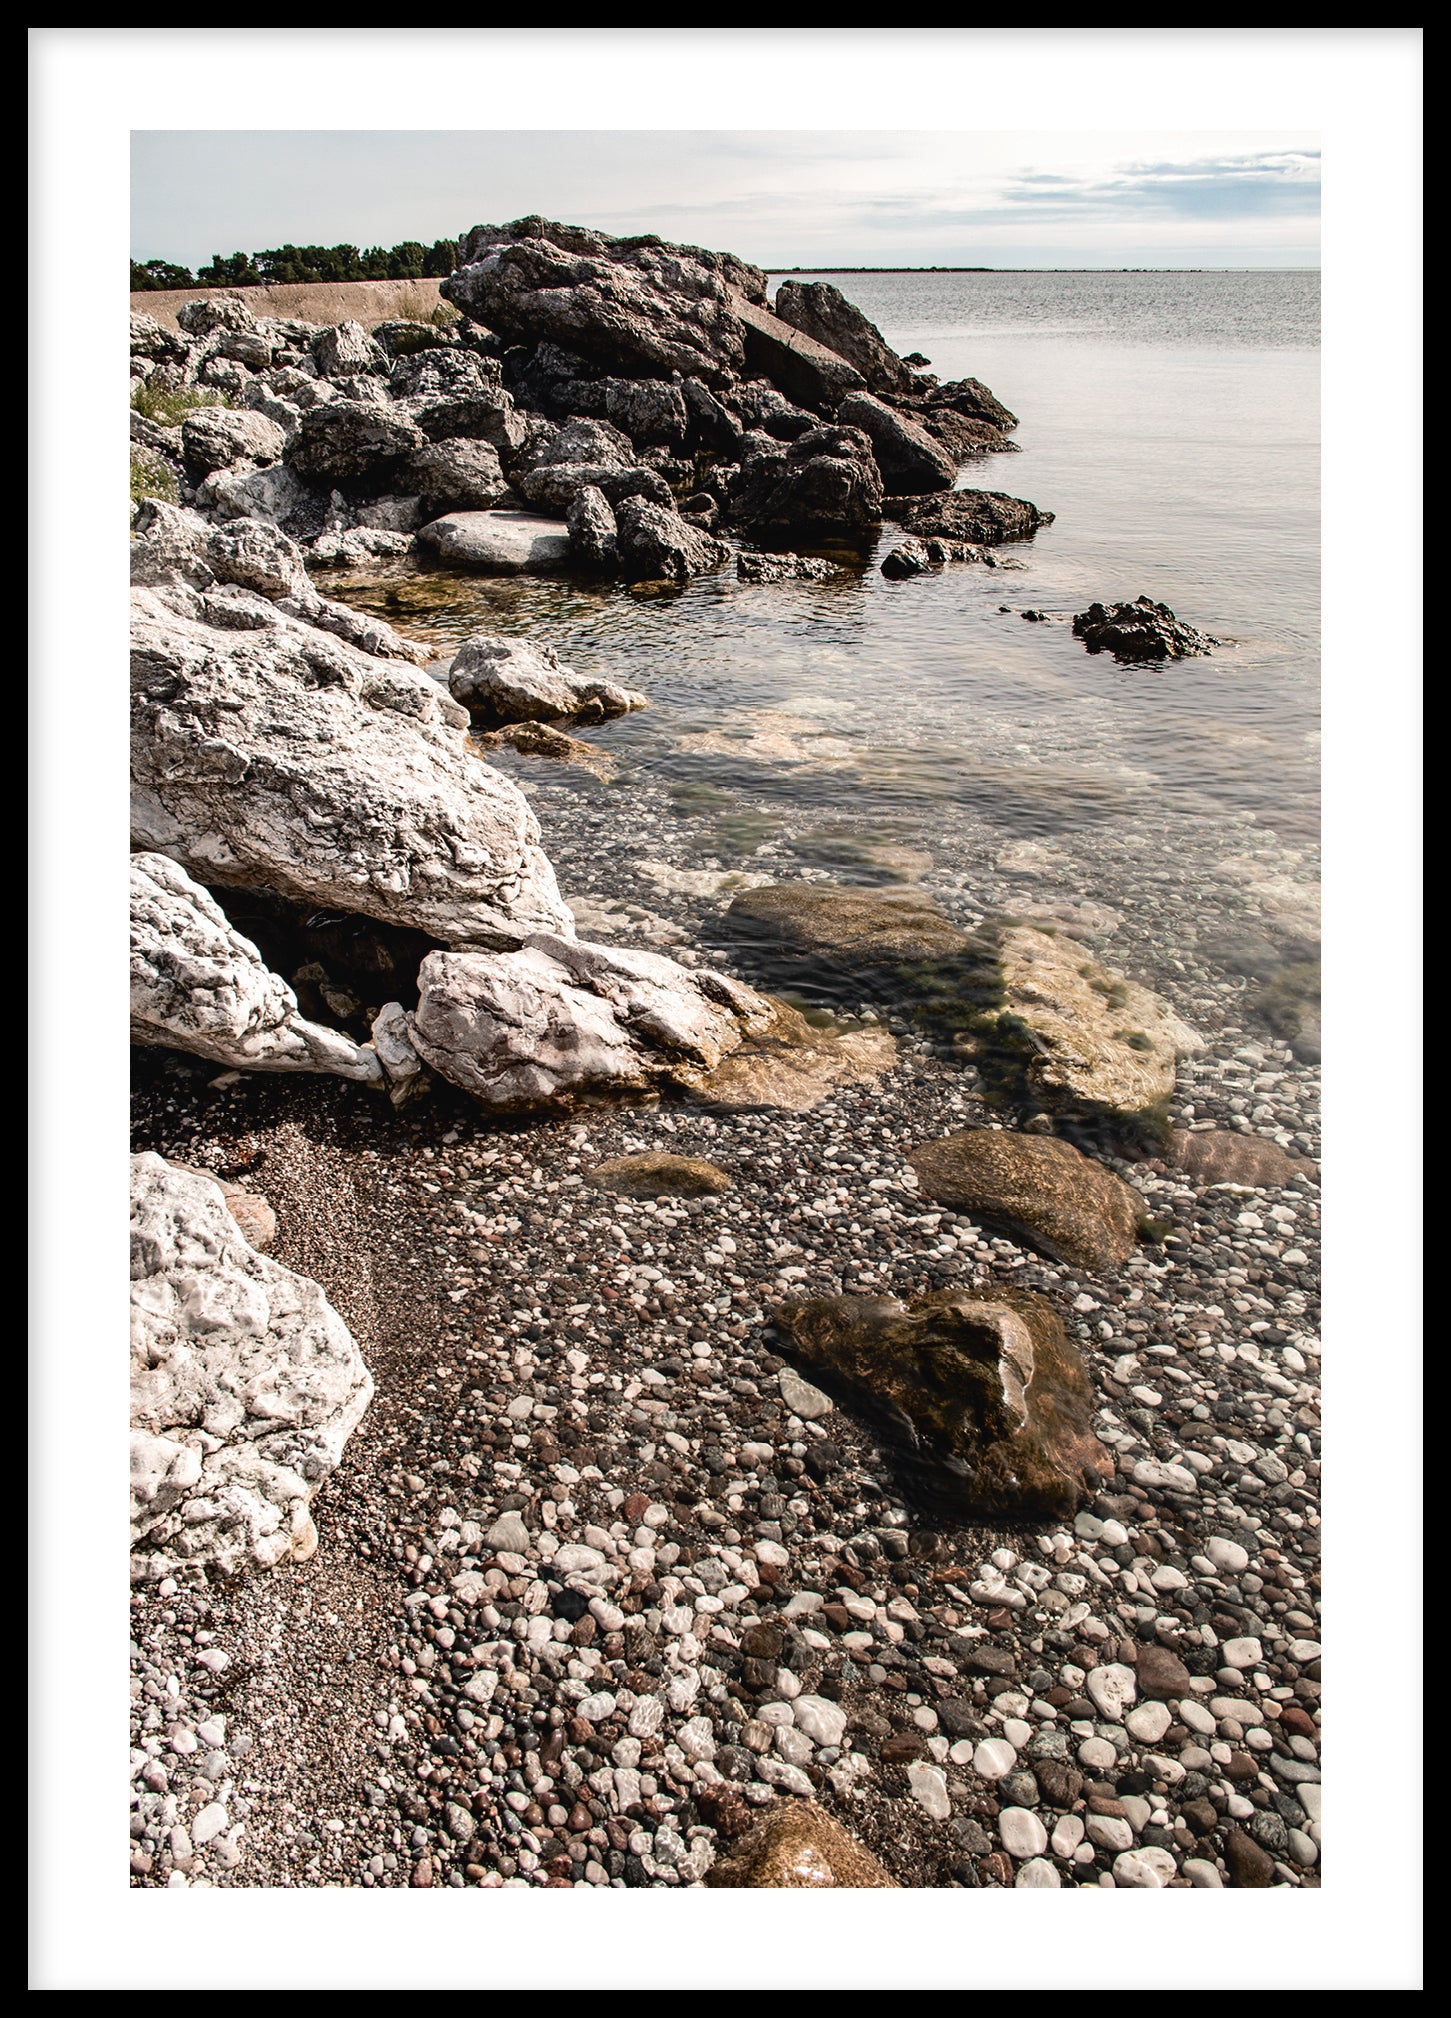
[130,852,383,1083]
[129,1152,373,1580]
[447,634,647,726]
[130,588,574,948]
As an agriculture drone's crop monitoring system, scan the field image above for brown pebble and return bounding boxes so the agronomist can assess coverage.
[1223,1825,1276,1888]
[1131,1641,1194,1699]
[411,1857,434,1888]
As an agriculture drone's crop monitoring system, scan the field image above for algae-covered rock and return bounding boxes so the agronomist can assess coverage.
[586,1152,732,1198]
[769,1284,1109,1520]
[909,1128,1147,1273]
[705,1799,898,1889]
[683,998,897,1113]
[725,883,969,965]
[1168,1129,1315,1188]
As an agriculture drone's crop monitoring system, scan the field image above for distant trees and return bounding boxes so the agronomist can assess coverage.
[131,239,462,291]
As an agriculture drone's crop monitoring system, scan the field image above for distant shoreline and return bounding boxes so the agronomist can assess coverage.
[767,266,1318,275]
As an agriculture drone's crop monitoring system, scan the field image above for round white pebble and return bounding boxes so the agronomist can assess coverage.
[1015,1857,1061,1888]
[998,1807,1048,1858]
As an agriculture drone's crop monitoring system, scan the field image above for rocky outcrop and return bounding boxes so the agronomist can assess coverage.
[408,934,769,1109]
[705,1799,898,1888]
[414,510,572,574]
[614,498,731,584]
[285,401,427,491]
[130,852,383,1083]
[836,391,957,496]
[891,489,1053,545]
[1072,596,1218,663]
[908,1128,1148,1272]
[586,1152,733,1198]
[772,280,917,397]
[130,1152,373,1580]
[727,426,884,547]
[458,214,768,306]
[444,237,747,389]
[927,377,1019,431]
[446,634,647,726]
[769,1284,1109,1519]
[130,588,573,947]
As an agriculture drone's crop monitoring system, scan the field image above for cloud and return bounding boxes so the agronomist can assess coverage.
[1003,148,1321,221]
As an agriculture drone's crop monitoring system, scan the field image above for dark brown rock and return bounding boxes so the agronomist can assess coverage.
[768,1285,1110,1520]
[908,1128,1146,1273]
[1034,1762,1083,1809]
[927,377,1019,431]
[1223,1825,1276,1888]
[1131,1642,1194,1700]
[1072,595,1217,663]
[727,425,884,546]
[587,1152,733,1199]
[892,489,1052,546]
[880,1732,925,1764]
[1168,1128,1316,1188]
[705,1798,898,1888]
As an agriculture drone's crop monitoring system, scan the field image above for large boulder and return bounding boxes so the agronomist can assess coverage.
[730,292,866,414]
[180,407,287,478]
[891,489,1054,545]
[408,934,768,1109]
[444,237,747,389]
[313,319,387,378]
[176,296,257,338]
[614,498,732,584]
[836,391,957,496]
[130,588,573,947]
[446,634,647,726]
[927,377,1019,431]
[773,279,917,396]
[565,485,619,574]
[410,935,895,1115]
[601,376,689,449]
[414,509,572,575]
[388,347,500,401]
[458,215,768,305]
[130,851,383,1083]
[130,1152,373,1580]
[406,437,510,512]
[515,459,673,518]
[727,425,884,547]
[284,401,427,491]
[908,1128,1148,1273]
[769,1285,1109,1519]
[1072,596,1218,663]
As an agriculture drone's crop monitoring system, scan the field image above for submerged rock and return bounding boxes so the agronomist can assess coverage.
[892,489,1053,545]
[769,1284,1109,1520]
[414,509,572,575]
[130,588,573,948]
[447,633,647,726]
[969,925,1201,1131]
[1072,596,1218,663]
[736,552,846,583]
[473,720,617,777]
[586,1152,733,1198]
[685,999,897,1113]
[725,883,969,965]
[1167,1129,1315,1188]
[130,852,383,1084]
[908,1128,1148,1273]
[705,1799,898,1888]
[129,1152,373,1581]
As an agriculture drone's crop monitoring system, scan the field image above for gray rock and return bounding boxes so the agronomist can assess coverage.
[130,852,383,1083]
[615,498,731,584]
[565,485,619,575]
[515,461,673,518]
[447,634,647,726]
[836,391,957,495]
[485,1511,532,1553]
[180,408,287,478]
[129,1152,372,1580]
[176,296,257,338]
[285,401,427,490]
[728,425,884,546]
[731,291,866,413]
[407,438,510,512]
[415,510,572,576]
[777,1368,833,1421]
[130,587,573,947]
[312,320,387,379]
[603,377,689,449]
[772,280,917,396]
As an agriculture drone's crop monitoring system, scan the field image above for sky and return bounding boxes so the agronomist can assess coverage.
[131,128,1321,272]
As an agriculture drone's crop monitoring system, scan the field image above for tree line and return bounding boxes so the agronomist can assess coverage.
[130,239,462,292]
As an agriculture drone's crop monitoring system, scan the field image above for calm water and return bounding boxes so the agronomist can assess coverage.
[334,270,1320,851]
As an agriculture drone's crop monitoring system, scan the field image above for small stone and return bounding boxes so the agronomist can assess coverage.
[1085,1663,1137,1720]
[1222,1638,1263,1671]
[1206,1537,1250,1575]
[486,1512,532,1554]
[792,1696,848,1749]
[998,1807,1048,1859]
[1125,1701,1172,1745]
[1183,1859,1225,1887]
[908,1762,951,1821]
[1112,1847,1177,1888]
[190,1803,228,1846]
[1077,1737,1118,1772]
[1050,1814,1085,1858]
[1086,1814,1134,1853]
[777,1368,833,1420]
[1133,1643,1194,1699]
[1224,1825,1276,1888]
[1014,1858,1061,1888]
[972,1738,1018,1780]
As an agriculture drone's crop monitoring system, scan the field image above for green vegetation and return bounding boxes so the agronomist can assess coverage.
[130,381,233,425]
[130,238,462,292]
[130,451,177,509]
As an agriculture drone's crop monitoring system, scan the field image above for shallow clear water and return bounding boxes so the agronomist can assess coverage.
[329,269,1320,954]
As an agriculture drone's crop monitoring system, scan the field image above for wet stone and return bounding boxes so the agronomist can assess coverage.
[908,1128,1147,1273]
[705,1799,898,1888]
